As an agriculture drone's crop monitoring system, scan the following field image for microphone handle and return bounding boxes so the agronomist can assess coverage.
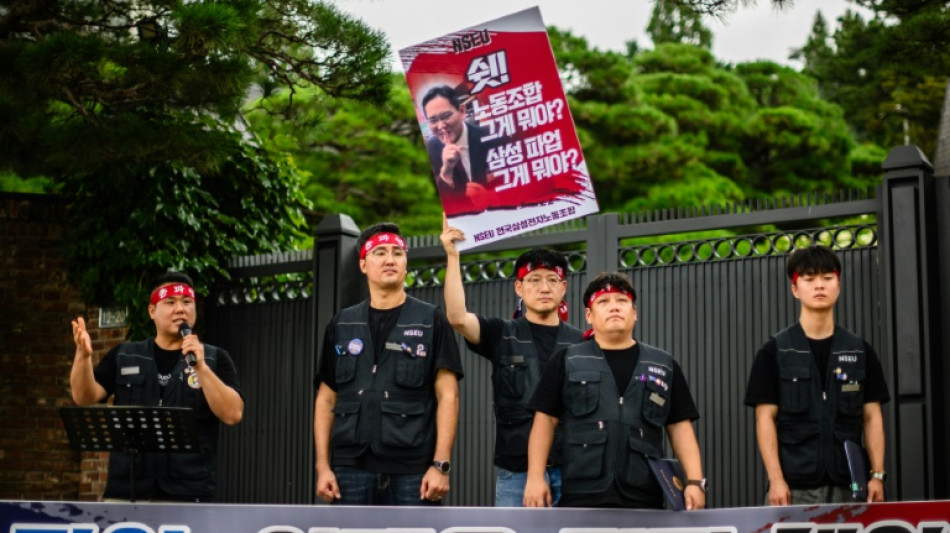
[185,352,197,367]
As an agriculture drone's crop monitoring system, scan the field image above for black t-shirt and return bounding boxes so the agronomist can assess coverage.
[529,343,699,423]
[93,338,242,400]
[744,336,890,406]
[314,301,464,474]
[528,342,698,508]
[467,315,561,367]
[467,316,567,471]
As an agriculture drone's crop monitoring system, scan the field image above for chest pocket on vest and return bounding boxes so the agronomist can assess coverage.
[778,365,811,414]
[395,350,428,388]
[567,370,601,417]
[116,371,146,405]
[836,364,866,416]
[497,355,527,398]
[335,353,358,385]
[642,379,671,427]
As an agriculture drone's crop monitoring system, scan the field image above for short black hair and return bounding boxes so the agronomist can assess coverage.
[358,222,403,251]
[514,248,569,278]
[786,245,841,280]
[583,272,636,307]
[421,85,461,116]
[148,271,194,293]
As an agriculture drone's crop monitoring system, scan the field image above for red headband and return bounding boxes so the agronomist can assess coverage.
[150,283,196,305]
[586,284,635,308]
[360,232,408,259]
[516,262,565,281]
[790,269,840,285]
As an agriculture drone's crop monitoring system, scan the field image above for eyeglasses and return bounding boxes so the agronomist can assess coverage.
[368,247,407,259]
[427,111,456,126]
[521,277,564,288]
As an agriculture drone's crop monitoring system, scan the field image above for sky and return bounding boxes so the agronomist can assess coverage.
[332,0,869,71]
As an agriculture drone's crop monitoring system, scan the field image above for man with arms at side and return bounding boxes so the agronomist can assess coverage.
[524,272,706,510]
[313,222,464,505]
[441,219,583,506]
[70,272,244,502]
[745,245,889,505]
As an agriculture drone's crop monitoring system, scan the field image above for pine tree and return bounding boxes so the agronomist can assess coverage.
[0,0,391,335]
[648,0,713,49]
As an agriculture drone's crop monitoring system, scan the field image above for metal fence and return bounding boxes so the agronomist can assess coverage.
[205,145,950,507]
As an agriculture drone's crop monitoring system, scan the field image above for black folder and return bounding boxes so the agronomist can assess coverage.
[648,457,687,511]
[843,439,868,502]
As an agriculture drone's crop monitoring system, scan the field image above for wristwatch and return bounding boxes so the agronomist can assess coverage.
[432,460,451,475]
[686,478,707,492]
[870,470,887,481]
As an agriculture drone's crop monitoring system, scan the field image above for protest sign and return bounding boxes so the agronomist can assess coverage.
[400,7,599,250]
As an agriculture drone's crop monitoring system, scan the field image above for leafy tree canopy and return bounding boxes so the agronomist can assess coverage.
[794,0,949,158]
[0,0,391,336]
[246,76,443,236]
[549,31,882,213]
[648,0,713,49]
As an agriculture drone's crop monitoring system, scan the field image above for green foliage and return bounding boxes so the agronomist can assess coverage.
[647,0,713,49]
[60,130,310,337]
[659,0,794,16]
[548,33,883,215]
[0,0,391,337]
[0,172,51,193]
[247,76,443,235]
[795,1,949,158]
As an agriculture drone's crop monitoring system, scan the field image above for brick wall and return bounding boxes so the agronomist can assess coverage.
[0,193,126,501]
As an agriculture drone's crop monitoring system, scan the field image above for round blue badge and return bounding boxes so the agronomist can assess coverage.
[348,338,364,355]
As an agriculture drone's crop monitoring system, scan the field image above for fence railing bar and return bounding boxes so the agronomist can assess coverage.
[616,198,880,239]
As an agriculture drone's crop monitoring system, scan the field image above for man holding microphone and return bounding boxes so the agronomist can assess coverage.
[70,271,244,502]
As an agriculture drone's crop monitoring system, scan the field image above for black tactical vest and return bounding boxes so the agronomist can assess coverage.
[491,317,582,470]
[774,324,866,487]
[330,296,438,464]
[105,339,220,500]
[559,340,674,501]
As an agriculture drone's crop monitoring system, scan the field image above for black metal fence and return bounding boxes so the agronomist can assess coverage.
[205,145,950,507]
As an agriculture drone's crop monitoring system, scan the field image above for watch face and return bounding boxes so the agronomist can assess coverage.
[434,461,450,474]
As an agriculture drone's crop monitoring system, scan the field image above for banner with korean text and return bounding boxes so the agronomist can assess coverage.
[400,7,598,251]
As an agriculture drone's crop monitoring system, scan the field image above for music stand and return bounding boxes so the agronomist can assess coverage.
[61,405,201,502]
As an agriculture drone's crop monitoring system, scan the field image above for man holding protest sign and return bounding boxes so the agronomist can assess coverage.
[441,218,583,506]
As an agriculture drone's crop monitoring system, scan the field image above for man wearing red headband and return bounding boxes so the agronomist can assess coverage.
[524,272,706,510]
[441,219,583,506]
[69,271,244,502]
[314,222,463,506]
[745,245,889,505]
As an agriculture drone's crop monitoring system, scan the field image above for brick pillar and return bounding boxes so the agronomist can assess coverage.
[0,193,127,501]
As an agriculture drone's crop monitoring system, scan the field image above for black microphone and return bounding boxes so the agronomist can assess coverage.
[178,322,197,367]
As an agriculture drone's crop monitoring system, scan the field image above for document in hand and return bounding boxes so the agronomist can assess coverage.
[844,439,869,502]
[648,457,687,511]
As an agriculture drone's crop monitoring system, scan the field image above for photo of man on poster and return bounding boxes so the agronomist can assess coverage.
[422,85,503,215]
